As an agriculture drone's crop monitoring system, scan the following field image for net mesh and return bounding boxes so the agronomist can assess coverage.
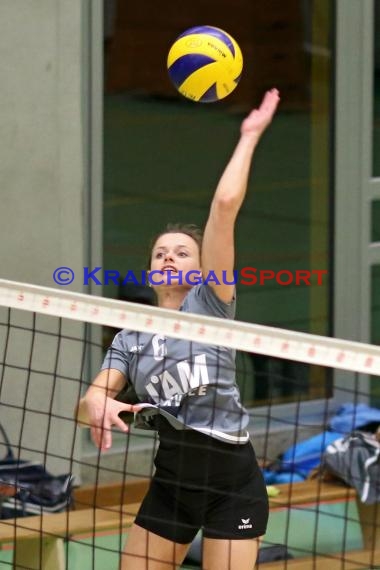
[0,278,380,569]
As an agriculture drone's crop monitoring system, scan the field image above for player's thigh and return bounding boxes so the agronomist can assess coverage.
[120,523,191,570]
[202,536,261,570]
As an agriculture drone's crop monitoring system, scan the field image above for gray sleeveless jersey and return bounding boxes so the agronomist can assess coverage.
[101,284,250,444]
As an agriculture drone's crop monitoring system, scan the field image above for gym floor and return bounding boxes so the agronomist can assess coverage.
[0,499,363,568]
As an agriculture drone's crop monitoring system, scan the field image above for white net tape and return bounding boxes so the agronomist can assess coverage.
[0,278,379,375]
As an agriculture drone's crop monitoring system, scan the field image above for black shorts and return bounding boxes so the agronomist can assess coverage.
[134,419,269,544]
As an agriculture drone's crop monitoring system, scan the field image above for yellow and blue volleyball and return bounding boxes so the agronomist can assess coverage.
[167,25,243,103]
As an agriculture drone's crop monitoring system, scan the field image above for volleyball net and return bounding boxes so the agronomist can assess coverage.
[1,277,380,569]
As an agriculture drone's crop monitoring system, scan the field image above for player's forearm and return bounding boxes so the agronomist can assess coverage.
[213,89,280,217]
[75,397,91,426]
[75,386,108,426]
[212,134,258,218]
[74,369,126,425]
[88,368,126,398]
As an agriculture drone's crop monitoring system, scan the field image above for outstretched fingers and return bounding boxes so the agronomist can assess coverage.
[112,402,140,433]
[93,402,142,451]
[241,88,280,137]
[260,88,280,110]
[99,417,113,451]
[91,423,105,450]
[261,88,280,117]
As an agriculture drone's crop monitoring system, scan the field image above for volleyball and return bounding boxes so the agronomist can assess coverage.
[167,25,243,103]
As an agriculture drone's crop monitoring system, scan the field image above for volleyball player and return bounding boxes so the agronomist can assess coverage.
[77,88,280,570]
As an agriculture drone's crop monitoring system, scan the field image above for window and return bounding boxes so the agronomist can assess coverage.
[370,265,380,405]
[373,1,380,177]
[103,0,333,405]
[372,201,380,243]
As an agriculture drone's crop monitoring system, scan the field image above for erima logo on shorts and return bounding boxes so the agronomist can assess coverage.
[238,517,253,530]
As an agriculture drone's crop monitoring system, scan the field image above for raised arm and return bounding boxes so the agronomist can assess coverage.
[202,88,280,303]
[75,368,141,452]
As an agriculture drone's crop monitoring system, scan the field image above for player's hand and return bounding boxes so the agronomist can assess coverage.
[240,88,280,140]
[84,391,141,452]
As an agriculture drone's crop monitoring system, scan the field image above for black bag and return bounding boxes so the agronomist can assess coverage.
[258,544,294,563]
[0,423,74,518]
[323,430,380,504]
[184,531,293,566]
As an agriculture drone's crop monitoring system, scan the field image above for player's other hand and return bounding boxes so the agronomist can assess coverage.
[83,392,141,451]
[241,88,280,140]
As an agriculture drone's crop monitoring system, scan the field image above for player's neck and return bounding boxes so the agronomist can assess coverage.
[156,287,190,310]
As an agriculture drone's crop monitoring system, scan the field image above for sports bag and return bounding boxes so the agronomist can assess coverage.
[0,423,74,518]
[323,430,380,504]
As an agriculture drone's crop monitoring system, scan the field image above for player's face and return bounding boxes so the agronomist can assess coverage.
[150,233,201,287]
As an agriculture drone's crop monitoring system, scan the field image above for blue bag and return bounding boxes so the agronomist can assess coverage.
[329,403,380,433]
[262,431,342,484]
[280,431,343,478]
